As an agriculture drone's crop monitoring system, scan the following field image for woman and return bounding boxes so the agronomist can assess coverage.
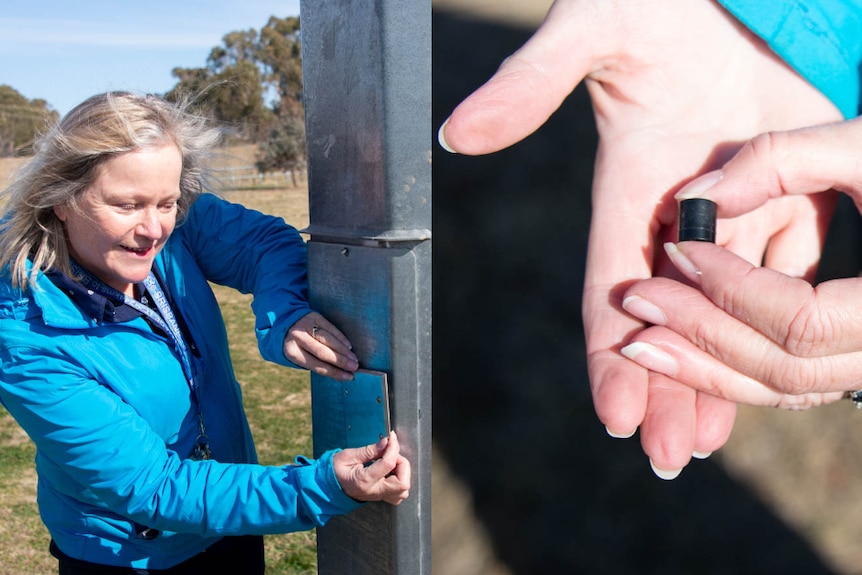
[0,92,410,573]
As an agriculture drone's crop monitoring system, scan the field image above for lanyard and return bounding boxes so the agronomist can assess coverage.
[69,261,197,391]
[68,261,211,460]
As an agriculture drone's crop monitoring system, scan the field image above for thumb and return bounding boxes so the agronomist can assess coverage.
[438,4,602,155]
[676,119,862,217]
[338,435,388,466]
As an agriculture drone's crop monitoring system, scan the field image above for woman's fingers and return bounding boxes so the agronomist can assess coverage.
[438,0,602,155]
[623,326,845,409]
[332,432,411,505]
[676,118,862,218]
[667,242,862,358]
[623,245,862,396]
[284,312,359,379]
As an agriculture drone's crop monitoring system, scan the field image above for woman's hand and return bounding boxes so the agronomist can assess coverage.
[283,311,359,381]
[438,0,843,475]
[623,241,850,409]
[622,118,862,411]
[333,432,411,506]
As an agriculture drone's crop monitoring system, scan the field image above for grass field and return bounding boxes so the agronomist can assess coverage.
[0,151,318,573]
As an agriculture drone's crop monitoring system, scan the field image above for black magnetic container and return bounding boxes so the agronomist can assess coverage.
[678,198,716,243]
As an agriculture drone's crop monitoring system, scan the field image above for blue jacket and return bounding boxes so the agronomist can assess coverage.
[0,193,362,569]
[719,0,862,118]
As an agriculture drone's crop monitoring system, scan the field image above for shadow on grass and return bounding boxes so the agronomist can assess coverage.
[432,8,862,575]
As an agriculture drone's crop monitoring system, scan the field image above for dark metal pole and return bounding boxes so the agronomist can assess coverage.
[299,1,431,574]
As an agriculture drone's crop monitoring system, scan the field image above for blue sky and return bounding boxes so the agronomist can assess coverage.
[0,0,300,116]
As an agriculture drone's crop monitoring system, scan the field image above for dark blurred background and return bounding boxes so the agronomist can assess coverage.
[431,2,862,574]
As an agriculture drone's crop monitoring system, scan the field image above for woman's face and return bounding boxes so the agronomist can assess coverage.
[54,144,183,297]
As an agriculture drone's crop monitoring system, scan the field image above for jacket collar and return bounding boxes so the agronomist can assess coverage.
[44,268,142,324]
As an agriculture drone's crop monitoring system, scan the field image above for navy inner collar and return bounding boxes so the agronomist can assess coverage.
[44,269,142,323]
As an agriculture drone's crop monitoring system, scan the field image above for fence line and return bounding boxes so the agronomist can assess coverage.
[213,165,306,190]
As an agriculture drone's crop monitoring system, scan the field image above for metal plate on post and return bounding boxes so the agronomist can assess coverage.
[311,369,391,450]
[346,370,391,448]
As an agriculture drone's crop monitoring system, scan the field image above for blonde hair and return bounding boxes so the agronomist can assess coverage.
[0,91,223,289]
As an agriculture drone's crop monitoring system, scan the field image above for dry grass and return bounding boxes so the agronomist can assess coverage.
[0,157,26,187]
[0,412,45,574]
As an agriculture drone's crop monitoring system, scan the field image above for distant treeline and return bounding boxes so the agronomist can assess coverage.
[0,16,305,176]
[0,85,58,157]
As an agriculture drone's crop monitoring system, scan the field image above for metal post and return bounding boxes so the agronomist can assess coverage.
[299,1,431,574]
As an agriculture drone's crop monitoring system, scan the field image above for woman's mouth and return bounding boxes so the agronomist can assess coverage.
[121,244,155,256]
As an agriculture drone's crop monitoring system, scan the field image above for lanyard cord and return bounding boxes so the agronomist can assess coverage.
[69,261,197,391]
[68,261,211,459]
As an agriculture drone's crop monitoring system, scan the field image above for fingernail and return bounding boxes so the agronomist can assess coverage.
[692,450,713,460]
[675,170,722,200]
[437,118,457,153]
[650,459,682,480]
[605,425,636,439]
[664,242,701,283]
[620,342,678,376]
[622,295,667,326]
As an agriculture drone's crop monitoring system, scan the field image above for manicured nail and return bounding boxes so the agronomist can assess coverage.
[620,342,678,377]
[692,450,713,460]
[650,459,682,480]
[605,425,636,439]
[622,295,667,326]
[675,170,722,200]
[664,242,701,283]
[437,118,457,153]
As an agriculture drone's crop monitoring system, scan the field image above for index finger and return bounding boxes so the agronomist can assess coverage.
[670,241,862,357]
[676,118,862,217]
[361,439,402,484]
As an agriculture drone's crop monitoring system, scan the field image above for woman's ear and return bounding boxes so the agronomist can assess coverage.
[53,205,67,222]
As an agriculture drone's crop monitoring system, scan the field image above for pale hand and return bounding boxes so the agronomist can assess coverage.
[333,432,411,506]
[623,118,862,409]
[283,311,359,381]
[439,0,843,475]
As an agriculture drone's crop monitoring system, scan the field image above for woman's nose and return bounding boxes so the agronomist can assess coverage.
[136,208,162,237]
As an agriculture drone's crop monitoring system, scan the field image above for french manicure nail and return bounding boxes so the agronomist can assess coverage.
[437,118,457,153]
[620,342,678,376]
[650,459,682,480]
[664,242,701,283]
[605,425,637,439]
[622,295,667,326]
[692,450,713,460]
[675,170,722,200]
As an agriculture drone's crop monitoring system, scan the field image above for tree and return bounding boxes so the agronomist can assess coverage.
[0,85,58,157]
[256,112,306,186]
[254,16,306,177]
[256,16,303,110]
[165,16,303,144]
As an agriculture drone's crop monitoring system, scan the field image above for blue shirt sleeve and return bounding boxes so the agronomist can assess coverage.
[718,0,862,118]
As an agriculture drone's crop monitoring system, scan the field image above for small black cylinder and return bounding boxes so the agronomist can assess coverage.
[678,198,716,242]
